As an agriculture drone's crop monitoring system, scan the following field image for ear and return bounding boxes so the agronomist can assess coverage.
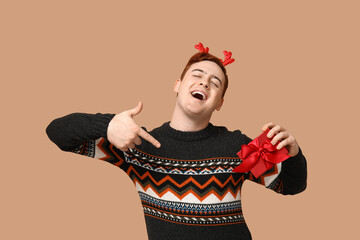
[174,79,181,93]
[216,98,224,111]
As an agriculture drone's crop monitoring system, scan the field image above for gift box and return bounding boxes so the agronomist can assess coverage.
[232,128,291,178]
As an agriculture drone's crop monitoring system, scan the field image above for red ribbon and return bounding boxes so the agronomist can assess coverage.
[233,129,290,178]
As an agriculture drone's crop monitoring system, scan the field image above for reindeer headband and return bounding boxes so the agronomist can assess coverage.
[194,42,235,66]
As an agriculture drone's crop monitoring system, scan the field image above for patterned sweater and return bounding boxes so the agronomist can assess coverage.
[46,113,307,240]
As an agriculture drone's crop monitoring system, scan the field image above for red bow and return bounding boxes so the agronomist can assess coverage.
[233,129,290,178]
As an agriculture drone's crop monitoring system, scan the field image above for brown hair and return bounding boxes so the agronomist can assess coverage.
[180,52,229,98]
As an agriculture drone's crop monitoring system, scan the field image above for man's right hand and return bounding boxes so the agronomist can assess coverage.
[107,101,161,151]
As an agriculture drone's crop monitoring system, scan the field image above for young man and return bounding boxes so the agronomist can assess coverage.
[46,43,307,240]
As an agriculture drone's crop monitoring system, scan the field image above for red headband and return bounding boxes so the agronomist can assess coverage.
[194,42,235,66]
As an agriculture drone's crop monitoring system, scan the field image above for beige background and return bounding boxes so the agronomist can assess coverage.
[1,0,359,239]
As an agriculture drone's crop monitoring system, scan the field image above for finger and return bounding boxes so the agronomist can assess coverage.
[133,135,142,145]
[128,101,143,117]
[276,138,291,150]
[261,122,275,131]
[138,128,161,148]
[127,142,136,149]
[119,146,129,152]
[267,125,285,138]
[270,131,289,145]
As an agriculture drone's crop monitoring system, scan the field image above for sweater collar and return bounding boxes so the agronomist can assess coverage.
[158,121,216,141]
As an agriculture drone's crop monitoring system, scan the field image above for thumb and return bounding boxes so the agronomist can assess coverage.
[128,101,143,117]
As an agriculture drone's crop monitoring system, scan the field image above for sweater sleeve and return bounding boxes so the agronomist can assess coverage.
[45,113,127,167]
[242,133,307,195]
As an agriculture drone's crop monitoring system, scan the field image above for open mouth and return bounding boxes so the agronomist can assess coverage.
[191,90,207,101]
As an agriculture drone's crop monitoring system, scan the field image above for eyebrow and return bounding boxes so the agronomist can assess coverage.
[191,69,222,86]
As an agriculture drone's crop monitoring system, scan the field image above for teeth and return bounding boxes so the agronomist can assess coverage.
[191,91,206,100]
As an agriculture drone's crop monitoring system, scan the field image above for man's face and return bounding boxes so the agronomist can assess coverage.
[174,60,225,117]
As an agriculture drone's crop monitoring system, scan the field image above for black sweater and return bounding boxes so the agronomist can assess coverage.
[46,113,307,240]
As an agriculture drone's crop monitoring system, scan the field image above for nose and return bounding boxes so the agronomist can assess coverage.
[199,81,209,89]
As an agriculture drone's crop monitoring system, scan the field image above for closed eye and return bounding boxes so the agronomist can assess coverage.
[192,75,201,78]
[212,81,219,88]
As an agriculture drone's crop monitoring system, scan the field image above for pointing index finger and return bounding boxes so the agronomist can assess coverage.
[138,128,161,148]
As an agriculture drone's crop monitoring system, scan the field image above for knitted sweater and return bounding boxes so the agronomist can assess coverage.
[46,113,307,240]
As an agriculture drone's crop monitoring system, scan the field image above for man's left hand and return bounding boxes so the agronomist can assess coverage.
[261,122,299,157]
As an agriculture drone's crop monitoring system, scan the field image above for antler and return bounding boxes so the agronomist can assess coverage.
[194,43,235,67]
[220,51,235,66]
[195,42,209,53]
